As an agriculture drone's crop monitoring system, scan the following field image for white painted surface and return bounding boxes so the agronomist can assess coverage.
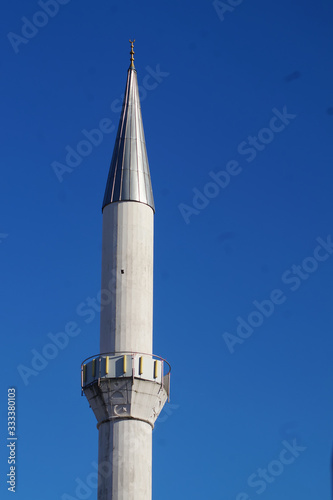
[84,377,168,428]
[93,199,165,499]
[98,420,152,500]
[100,201,154,355]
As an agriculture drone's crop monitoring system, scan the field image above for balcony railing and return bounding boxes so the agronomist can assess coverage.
[81,352,171,399]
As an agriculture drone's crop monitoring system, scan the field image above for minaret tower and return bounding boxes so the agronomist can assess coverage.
[81,41,170,499]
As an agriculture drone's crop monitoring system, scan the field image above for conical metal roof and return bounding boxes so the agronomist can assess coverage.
[102,61,155,212]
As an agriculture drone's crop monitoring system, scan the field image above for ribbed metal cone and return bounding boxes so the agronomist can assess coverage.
[102,66,155,212]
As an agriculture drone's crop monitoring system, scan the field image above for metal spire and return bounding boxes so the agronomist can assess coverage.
[102,42,155,212]
[129,39,135,68]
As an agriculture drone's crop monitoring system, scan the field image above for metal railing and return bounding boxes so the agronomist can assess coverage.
[81,351,171,399]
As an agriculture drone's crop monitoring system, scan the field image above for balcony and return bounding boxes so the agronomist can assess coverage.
[81,352,171,400]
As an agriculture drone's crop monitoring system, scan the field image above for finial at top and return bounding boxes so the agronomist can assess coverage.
[129,39,135,68]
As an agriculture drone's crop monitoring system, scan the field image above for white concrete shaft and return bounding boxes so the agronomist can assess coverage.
[98,420,152,500]
[100,201,154,355]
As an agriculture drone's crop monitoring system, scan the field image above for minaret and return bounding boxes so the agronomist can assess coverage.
[81,41,170,499]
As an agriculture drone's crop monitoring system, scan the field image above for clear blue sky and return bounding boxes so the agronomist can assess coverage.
[1,0,333,498]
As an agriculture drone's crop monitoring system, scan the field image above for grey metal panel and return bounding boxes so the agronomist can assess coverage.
[128,104,136,140]
[102,66,155,212]
[126,102,132,140]
[122,135,131,172]
[112,139,124,201]
[129,146,139,201]
[112,166,121,201]
[129,138,138,171]
[143,173,151,203]
[136,132,143,167]
[121,163,130,200]
[142,142,150,174]
[137,168,147,202]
